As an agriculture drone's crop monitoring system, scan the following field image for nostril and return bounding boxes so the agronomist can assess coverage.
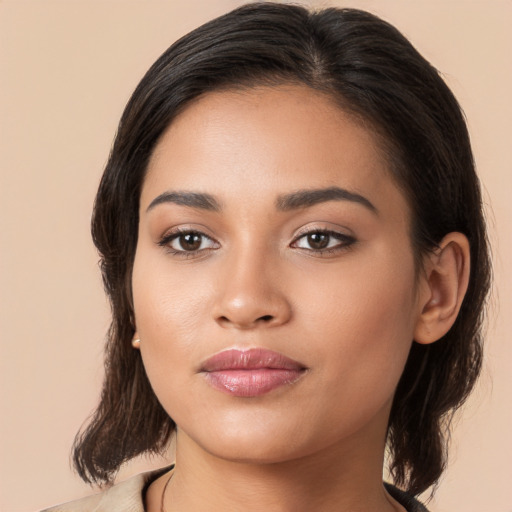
[216,313,275,328]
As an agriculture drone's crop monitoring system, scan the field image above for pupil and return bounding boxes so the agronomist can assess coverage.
[308,233,329,249]
[180,233,201,251]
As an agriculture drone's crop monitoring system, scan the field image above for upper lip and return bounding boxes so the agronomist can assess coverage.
[200,348,306,372]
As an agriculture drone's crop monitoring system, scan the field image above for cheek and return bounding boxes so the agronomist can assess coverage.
[131,253,210,389]
[300,249,418,395]
[133,243,211,330]
[133,280,209,423]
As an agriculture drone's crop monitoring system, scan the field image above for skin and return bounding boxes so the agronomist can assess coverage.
[132,85,469,511]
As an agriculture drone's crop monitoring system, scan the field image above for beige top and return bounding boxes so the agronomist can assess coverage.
[41,467,170,512]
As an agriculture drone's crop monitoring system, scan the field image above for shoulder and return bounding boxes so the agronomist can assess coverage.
[40,466,172,512]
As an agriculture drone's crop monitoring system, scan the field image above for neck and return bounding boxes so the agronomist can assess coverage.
[154,428,404,512]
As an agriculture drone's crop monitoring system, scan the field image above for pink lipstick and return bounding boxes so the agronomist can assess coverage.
[200,348,306,397]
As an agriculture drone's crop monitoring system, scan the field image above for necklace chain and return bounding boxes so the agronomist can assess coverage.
[160,471,174,512]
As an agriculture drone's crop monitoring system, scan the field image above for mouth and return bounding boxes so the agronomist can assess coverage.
[200,348,307,397]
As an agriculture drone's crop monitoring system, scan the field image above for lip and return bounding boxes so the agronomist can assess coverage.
[200,348,307,397]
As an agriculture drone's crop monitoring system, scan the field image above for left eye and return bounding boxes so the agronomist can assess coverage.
[292,231,354,251]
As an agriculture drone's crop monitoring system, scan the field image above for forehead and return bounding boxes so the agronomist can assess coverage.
[143,85,408,222]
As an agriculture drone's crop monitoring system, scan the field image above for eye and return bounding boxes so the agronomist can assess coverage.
[291,230,355,253]
[159,229,219,255]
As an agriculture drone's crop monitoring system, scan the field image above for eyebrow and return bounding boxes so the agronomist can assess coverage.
[276,186,378,214]
[146,186,377,215]
[146,191,221,212]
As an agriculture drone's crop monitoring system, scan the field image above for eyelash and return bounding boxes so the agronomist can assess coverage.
[158,228,356,258]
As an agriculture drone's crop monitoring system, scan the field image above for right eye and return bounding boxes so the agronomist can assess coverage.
[159,230,219,256]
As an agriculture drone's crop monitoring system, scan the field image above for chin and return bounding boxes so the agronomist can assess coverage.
[180,411,318,465]
[204,436,306,465]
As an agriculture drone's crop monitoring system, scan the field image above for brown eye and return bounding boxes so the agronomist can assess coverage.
[292,230,356,253]
[307,232,330,250]
[160,230,219,254]
[178,233,203,251]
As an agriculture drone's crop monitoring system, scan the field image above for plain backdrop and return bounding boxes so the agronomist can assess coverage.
[1,1,511,511]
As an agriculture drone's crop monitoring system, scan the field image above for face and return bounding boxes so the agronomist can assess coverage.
[132,85,424,465]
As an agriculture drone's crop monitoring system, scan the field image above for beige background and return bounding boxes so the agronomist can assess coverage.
[1,1,510,511]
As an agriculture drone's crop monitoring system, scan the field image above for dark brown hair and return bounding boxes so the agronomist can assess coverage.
[73,2,491,496]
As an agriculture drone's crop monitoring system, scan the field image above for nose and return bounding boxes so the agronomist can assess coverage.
[212,248,292,330]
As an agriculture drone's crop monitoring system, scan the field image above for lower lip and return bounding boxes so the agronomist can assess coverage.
[203,369,304,397]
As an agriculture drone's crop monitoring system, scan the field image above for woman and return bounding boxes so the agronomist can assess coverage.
[43,3,490,511]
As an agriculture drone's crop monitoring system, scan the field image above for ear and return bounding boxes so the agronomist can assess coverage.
[414,232,470,344]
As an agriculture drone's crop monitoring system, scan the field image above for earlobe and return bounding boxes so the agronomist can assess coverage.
[414,232,470,345]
